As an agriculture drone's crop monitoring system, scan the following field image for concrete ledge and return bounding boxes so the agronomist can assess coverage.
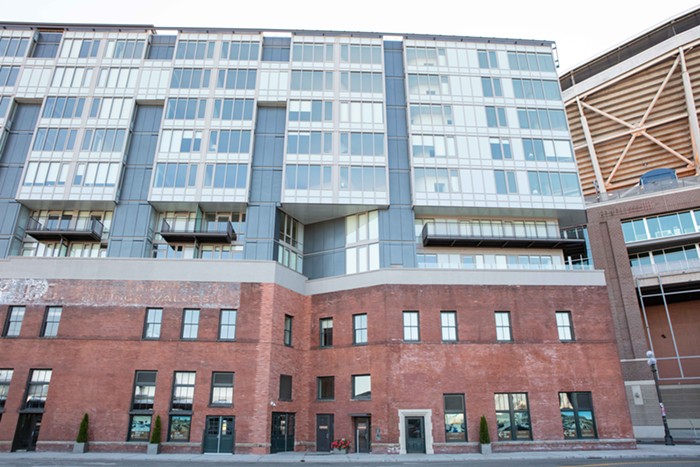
[0,257,608,297]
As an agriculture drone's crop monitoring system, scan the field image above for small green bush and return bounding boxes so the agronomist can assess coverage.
[479,415,490,444]
[150,415,162,444]
[76,413,89,443]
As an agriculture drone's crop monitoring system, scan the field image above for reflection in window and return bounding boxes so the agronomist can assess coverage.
[495,392,531,440]
[560,392,597,439]
[444,394,467,442]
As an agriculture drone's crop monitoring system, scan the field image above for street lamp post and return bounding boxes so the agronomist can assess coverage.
[646,350,674,446]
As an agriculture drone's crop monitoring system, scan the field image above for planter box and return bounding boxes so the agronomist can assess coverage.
[332,448,348,454]
[480,443,491,455]
[147,443,160,455]
[73,442,87,453]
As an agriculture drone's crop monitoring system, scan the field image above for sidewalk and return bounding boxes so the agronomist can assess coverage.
[0,444,699,463]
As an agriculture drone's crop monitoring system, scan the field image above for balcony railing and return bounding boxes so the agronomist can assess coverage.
[421,222,586,255]
[25,217,104,242]
[159,219,236,244]
[416,259,593,271]
[585,175,700,204]
[631,257,700,277]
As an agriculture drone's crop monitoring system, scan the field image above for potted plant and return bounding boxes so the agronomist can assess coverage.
[330,437,351,454]
[73,413,89,453]
[147,415,162,455]
[479,415,491,455]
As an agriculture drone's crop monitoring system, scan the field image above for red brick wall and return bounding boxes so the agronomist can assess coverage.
[0,279,634,453]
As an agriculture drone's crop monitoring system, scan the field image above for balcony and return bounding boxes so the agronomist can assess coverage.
[421,222,586,255]
[25,217,104,242]
[159,219,236,244]
[632,257,700,277]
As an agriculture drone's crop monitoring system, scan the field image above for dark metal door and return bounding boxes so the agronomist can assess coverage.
[203,416,235,453]
[405,416,426,453]
[270,412,295,453]
[315,414,333,452]
[12,413,42,452]
[353,416,371,453]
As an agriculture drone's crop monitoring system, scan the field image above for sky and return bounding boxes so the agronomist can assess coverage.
[4,0,700,72]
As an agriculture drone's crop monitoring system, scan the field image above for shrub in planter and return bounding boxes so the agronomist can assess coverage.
[479,415,491,454]
[147,415,162,455]
[73,413,89,453]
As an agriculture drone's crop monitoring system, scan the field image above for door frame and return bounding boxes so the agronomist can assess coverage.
[398,409,434,454]
[202,415,235,454]
[315,413,334,452]
[352,415,371,453]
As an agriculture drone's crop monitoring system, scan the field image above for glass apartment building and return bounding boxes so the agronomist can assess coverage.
[0,23,633,454]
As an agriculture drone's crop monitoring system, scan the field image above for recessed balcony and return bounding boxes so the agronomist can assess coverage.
[159,219,236,244]
[25,217,104,242]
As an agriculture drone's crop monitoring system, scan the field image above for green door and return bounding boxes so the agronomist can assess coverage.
[270,412,295,453]
[405,416,426,453]
[203,416,234,453]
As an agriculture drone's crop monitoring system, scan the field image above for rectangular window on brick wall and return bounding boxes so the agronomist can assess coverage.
[279,375,292,401]
[319,318,333,347]
[444,394,467,442]
[556,311,574,341]
[495,392,531,441]
[210,372,234,406]
[3,306,25,337]
[352,374,371,400]
[495,311,512,342]
[24,369,52,410]
[441,311,457,342]
[181,309,199,340]
[560,392,597,439]
[284,315,293,347]
[219,309,237,341]
[128,370,156,441]
[353,313,367,345]
[403,311,419,342]
[143,308,162,340]
[169,371,195,442]
[317,376,334,401]
[41,306,62,338]
[0,369,12,411]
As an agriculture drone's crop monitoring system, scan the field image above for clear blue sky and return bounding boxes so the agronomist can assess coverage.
[4,0,700,71]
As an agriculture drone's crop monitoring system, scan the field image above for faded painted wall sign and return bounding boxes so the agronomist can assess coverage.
[0,279,49,303]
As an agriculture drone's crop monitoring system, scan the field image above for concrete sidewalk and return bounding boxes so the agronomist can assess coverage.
[0,444,699,463]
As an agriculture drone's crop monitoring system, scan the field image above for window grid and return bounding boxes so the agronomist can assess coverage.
[441,311,457,342]
[181,309,199,340]
[3,306,25,337]
[353,313,367,345]
[403,311,420,342]
[41,306,62,338]
[495,392,531,440]
[560,392,597,439]
[284,315,293,346]
[495,311,512,342]
[131,370,157,411]
[444,393,467,442]
[219,309,237,341]
[0,369,12,410]
[556,311,574,341]
[210,372,234,406]
[143,308,162,340]
[24,369,52,409]
[170,371,195,412]
[320,318,333,348]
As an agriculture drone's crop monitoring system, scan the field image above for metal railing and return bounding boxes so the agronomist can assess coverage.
[585,175,700,204]
[26,216,104,238]
[160,219,233,235]
[631,257,700,277]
